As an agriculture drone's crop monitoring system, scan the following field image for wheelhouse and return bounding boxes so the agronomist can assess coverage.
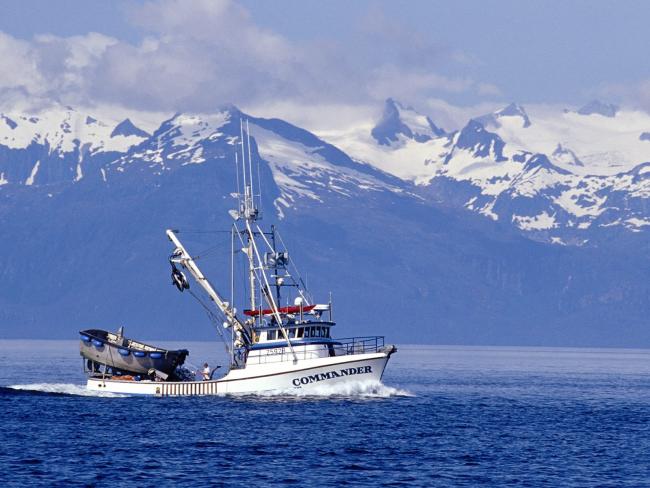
[259,322,334,342]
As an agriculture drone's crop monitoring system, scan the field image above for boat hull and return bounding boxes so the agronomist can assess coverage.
[87,351,391,396]
[79,329,188,377]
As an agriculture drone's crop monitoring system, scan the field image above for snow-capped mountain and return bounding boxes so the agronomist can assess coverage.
[1,101,648,346]
[105,107,405,220]
[371,98,444,146]
[324,99,650,244]
[110,118,150,138]
[2,100,649,245]
[0,106,152,186]
[576,100,618,118]
[475,102,532,129]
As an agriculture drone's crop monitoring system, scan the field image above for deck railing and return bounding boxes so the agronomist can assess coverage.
[331,336,385,356]
[244,336,386,365]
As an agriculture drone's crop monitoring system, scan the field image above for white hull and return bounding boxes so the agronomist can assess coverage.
[87,351,391,396]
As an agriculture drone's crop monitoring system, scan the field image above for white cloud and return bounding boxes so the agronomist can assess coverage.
[246,100,379,134]
[477,83,502,97]
[0,0,501,118]
[0,32,44,95]
[0,31,117,109]
[422,98,502,131]
[598,79,650,113]
[368,66,474,102]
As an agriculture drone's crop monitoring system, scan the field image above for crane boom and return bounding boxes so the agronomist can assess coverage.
[166,229,244,331]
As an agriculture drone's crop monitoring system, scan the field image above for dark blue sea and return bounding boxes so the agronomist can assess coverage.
[1,341,649,487]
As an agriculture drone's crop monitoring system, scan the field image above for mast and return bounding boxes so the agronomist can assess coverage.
[230,225,235,366]
[236,119,298,363]
[271,225,281,304]
[167,118,300,365]
[240,120,256,314]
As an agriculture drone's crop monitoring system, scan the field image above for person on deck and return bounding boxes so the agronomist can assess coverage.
[201,362,211,381]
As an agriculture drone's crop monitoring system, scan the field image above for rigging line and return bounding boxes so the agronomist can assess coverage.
[235,223,274,318]
[240,119,248,199]
[246,119,254,206]
[233,225,252,312]
[245,219,298,362]
[255,224,277,254]
[257,153,263,212]
[190,236,234,261]
[234,150,242,209]
[276,230,313,303]
[175,230,233,234]
[230,225,236,367]
[189,249,229,263]
[191,250,228,262]
[188,289,231,356]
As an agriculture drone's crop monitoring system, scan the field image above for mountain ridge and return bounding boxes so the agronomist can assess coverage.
[0,101,648,345]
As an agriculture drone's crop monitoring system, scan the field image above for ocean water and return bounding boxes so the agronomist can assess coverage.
[1,341,650,487]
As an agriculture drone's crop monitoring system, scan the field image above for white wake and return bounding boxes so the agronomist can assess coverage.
[236,380,414,399]
[5,381,412,400]
[6,383,128,398]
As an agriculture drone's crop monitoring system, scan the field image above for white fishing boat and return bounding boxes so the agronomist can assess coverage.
[85,120,396,396]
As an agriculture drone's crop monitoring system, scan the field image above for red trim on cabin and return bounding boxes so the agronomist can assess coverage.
[243,304,316,317]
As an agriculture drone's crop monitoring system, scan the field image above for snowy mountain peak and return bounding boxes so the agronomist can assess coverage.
[151,105,245,139]
[475,102,531,129]
[2,101,649,245]
[577,100,618,118]
[497,103,532,127]
[152,110,234,146]
[110,119,150,138]
[447,119,507,162]
[371,98,444,146]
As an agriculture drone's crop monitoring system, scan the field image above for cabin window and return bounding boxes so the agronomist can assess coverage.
[267,330,276,340]
[289,329,297,338]
[324,327,330,338]
[304,327,310,338]
[297,328,304,338]
[310,326,316,337]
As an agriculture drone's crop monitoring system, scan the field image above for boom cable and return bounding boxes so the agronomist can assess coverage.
[187,289,231,356]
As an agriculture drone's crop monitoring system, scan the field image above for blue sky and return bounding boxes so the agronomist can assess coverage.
[241,0,650,105]
[0,0,649,123]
